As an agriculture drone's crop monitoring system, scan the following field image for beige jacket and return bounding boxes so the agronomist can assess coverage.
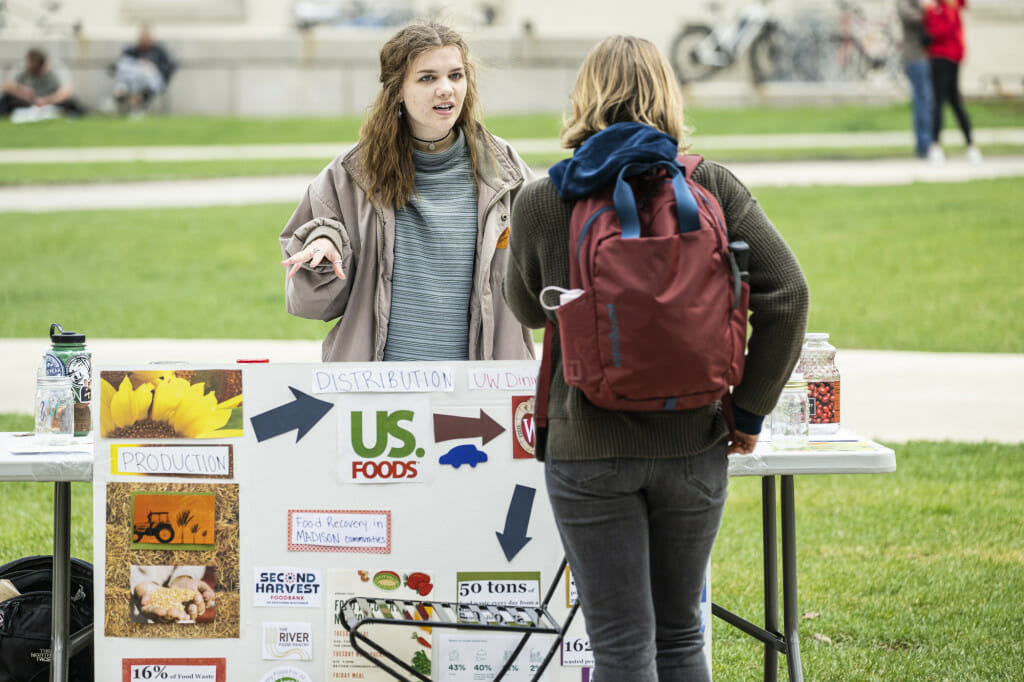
[280,124,536,362]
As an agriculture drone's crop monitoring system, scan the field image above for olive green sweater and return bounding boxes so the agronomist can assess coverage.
[503,158,809,461]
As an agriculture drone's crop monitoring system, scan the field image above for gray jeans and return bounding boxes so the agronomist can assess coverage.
[544,442,729,682]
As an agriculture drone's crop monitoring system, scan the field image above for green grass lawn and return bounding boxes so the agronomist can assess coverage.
[681,99,1024,136]
[2,178,1020,352]
[2,407,1020,680]
[757,178,1023,353]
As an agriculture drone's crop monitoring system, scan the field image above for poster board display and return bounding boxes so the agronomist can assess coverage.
[92,361,711,680]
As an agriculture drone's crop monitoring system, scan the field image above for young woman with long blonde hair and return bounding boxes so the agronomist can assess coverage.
[504,35,809,680]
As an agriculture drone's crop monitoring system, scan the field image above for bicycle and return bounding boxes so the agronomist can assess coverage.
[0,0,80,36]
[822,0,903,83]
[669,0,793,85]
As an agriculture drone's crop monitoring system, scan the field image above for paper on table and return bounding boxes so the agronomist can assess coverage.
[7,435,92,455]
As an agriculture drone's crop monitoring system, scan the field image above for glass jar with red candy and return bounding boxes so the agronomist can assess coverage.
[797,332,840,435]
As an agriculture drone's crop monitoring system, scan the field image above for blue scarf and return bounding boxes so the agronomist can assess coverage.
[548,122,681,200]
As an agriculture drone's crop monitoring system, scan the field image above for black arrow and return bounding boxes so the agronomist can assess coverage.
[250,386,333,443]
[496,484,535,561]
[434,409,506,445]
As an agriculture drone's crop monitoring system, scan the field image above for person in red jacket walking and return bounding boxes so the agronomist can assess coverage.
[924,0,982,163]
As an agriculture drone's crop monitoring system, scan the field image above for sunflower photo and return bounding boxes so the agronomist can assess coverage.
[99,369,243,439]
[132,491,216,551]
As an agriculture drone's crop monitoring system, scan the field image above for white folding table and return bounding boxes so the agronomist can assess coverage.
[0,432,93,682]
[722,432,897,682]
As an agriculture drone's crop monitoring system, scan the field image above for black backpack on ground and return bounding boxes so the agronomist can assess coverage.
[0,555,93,682]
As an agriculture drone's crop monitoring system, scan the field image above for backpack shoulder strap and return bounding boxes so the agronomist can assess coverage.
[535,318,556,432]
[678,153,704,179]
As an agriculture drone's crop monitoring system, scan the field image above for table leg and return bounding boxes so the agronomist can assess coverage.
[762,477,778,682]
[51,481,71,682]
[781,475,803,682]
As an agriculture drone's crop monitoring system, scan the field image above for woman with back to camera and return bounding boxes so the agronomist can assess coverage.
[503,35,808,681]
[280,21,535,362]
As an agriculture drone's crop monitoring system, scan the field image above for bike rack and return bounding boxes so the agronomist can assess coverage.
[339,557,579,682]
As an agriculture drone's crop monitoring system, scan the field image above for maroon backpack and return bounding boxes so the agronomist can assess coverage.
[537,155,750,424]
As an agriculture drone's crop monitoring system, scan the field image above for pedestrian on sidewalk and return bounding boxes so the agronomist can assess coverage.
[897,0,935,159]
[503,35,808,682]
[924,0,982,163]
[279,21,536,362]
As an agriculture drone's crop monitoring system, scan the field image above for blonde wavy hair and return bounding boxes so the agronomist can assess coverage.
[359,21,482,210]
[560,35,690,151]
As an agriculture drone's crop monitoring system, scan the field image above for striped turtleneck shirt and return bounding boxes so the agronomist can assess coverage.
[384,128,478,361]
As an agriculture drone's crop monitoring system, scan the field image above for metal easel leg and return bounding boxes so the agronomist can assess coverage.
[781,475,804,682]
[762,476,778,682]
[494,630,535,681]
[530,602,578,682]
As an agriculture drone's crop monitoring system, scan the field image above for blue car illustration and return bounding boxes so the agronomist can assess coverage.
[439,444,489,468]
